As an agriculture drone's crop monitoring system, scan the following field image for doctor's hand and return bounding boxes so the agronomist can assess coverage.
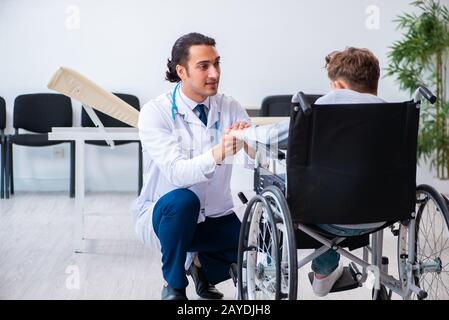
[212,133,244,164]
[227,121,251,131]
[225,121,251,141]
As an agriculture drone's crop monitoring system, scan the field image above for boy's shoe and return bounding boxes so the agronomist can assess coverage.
[312,264,344,297]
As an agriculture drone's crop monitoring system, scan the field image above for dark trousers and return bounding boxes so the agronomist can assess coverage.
[152,188,241,289]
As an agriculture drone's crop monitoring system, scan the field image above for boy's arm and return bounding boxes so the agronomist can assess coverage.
[228,119,290,149]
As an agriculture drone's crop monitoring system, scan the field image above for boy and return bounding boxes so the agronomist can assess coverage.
[229,47,386,297]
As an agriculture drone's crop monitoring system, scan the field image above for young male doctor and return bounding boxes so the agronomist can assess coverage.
[132,32,251,300]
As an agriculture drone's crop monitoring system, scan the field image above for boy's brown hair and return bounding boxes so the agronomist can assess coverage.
[325,47,380,94]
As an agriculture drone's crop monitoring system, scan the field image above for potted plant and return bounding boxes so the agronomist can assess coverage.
[386,0,449,179]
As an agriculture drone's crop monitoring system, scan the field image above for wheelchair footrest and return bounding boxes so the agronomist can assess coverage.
[308,266,360,293]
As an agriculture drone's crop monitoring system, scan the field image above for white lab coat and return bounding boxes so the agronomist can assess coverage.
[131,87,250,251]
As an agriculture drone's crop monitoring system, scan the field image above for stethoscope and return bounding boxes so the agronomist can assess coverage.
[171,82,220,144]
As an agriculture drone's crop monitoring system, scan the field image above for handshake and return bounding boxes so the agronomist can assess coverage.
[212,121,252,164]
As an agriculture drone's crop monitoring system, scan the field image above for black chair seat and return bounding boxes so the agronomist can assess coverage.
[8,134,71,147]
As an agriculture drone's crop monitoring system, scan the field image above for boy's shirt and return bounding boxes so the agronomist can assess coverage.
[315,88,385,104]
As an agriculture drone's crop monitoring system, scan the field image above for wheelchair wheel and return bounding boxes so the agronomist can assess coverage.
[237,186,297,300]
[261,186,298,300]
[398,184,449,299]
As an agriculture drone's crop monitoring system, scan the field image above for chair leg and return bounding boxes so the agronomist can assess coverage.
[1,142,4,199]
[138,142,143,195]
[70,141,75,198]
[5,139,10,199]
[9,142,13,195]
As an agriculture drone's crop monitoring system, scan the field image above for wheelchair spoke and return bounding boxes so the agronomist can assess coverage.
[427,273,449,299]
[418,225,433,256]
[424,274,437,296]
[424,243,449,260]
[441,261,449,270]
[255,277,276,299]
[437,238,449,256]
[241,187,297,300]
[245,202,279,300]
[268,202,289,293]
[419,204,440,255]
[434,217,445,251]
[400,187,449,300]
[437,275,449,294]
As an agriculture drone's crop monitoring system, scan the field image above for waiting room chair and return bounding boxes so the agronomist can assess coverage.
[0,97,5,199]
[81,93,142,194]
[260,95,293,116]
[5,93,75,198]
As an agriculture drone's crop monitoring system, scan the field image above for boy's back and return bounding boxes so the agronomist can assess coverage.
[315,88,385,104]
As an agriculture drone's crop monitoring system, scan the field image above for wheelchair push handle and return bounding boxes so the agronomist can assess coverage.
[414,86,437,104]
[292,91,312,116]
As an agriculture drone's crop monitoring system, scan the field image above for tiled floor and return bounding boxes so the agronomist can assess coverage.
[0,191,415,300]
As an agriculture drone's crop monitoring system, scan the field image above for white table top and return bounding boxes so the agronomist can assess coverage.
[49,117,288,141]
[49,127,139,140]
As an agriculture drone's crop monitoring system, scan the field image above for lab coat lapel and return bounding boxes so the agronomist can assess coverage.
[175,100,208,152]
[207,97,221,130]
[177,103,204,127]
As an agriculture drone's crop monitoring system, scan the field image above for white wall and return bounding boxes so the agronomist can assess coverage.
[1,0,447,192]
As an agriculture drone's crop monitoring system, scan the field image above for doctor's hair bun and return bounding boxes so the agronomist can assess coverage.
[166,58,180,83]
[165,32,216,83]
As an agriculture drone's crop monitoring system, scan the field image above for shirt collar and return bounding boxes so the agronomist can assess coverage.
[179,84,209,111]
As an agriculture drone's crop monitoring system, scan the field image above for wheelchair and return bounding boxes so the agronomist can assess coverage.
[235,87,449,300]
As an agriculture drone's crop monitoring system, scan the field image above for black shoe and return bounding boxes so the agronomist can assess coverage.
[187,264,224,299]
[161,285,188,300]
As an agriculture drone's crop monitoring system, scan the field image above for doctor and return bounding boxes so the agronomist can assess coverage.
[132,32,251,300]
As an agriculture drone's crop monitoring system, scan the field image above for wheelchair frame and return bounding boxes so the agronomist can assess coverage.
[236,88,449,300]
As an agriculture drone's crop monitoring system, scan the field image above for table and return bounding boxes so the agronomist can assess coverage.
[49,118,287,253]
[49,127,139,253]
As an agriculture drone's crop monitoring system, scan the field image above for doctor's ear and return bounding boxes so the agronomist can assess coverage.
[176,65,187,81]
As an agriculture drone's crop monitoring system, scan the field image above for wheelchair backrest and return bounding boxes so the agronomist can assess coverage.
[286,99,419,224]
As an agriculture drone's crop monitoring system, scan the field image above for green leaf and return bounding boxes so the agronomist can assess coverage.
[387,0,449,179]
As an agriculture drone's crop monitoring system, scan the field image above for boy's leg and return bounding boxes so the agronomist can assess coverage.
[310,224,376,296]
[312,249,340,276]
[312,224,376,275]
